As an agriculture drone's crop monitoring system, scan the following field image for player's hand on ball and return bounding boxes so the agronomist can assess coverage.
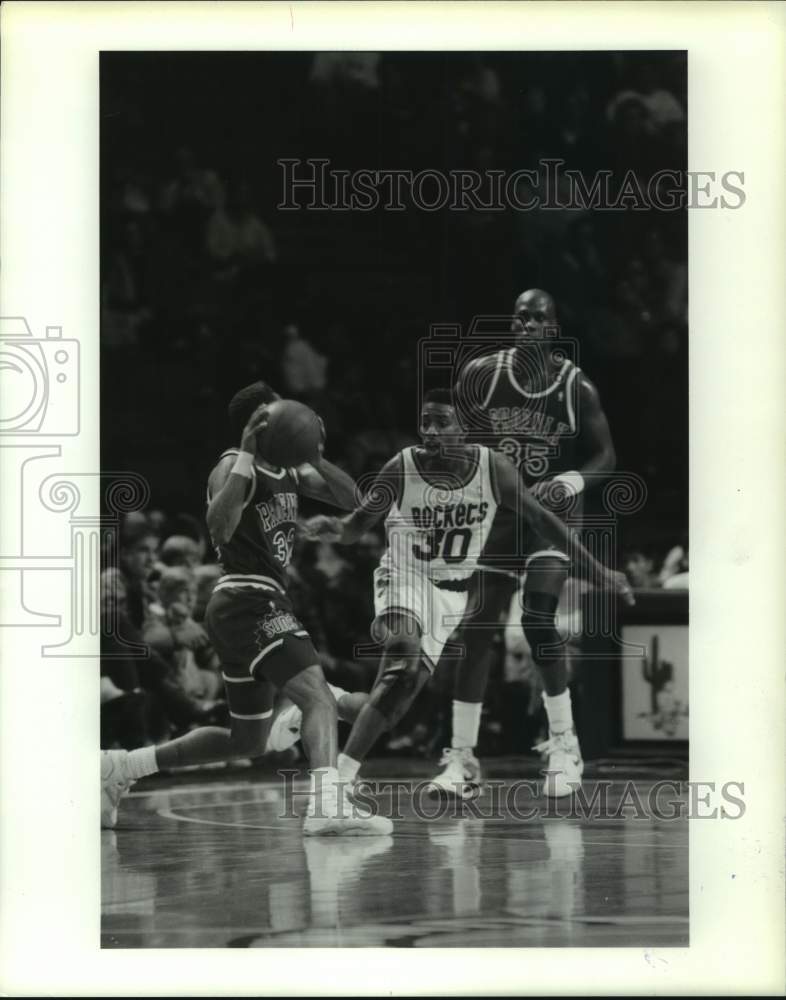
[302,515,343,541]
[240,403,270,453]
[604,570,636,607]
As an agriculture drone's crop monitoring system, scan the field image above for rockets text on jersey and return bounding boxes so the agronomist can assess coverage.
[380,445,499,582]
[463,348,582,487]
[206,449,299,591]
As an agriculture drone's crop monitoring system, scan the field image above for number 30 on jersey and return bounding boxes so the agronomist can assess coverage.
[413,527,471,564]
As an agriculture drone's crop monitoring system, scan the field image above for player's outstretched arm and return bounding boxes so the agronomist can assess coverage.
[206,404,268,545]
[295,458,358,510]
[292,417,358,509]
[302,454,403,545]
[491,450,634,605]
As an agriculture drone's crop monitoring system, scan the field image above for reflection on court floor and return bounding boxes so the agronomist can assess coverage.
[101,763,688,948]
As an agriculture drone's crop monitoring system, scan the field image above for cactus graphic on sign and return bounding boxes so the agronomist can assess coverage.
[638,634,688,737]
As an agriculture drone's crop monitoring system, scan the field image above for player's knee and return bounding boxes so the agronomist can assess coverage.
[521,593,561,663]
[382,630,420,662]
[372,609,421,646]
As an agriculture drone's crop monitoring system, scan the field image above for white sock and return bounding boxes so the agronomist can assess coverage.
[337,752,361,783]
[451,700,482,750]
[125,746,159,781]
[543,689,574,735]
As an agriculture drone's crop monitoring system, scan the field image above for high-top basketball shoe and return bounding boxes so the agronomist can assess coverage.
[266,700,303,753]
[426,747,483,801]
[101,749,135,829]
[534,729,584,797]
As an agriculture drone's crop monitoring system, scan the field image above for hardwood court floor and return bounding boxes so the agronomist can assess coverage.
[101,757,688,948]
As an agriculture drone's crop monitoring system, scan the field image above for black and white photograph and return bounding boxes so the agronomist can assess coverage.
[1,1,784,994]
[98,47,691,948]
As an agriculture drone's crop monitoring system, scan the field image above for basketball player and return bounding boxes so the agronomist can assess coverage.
[428,288,617,799]
[304,389,632,801]
[101,380,391,837]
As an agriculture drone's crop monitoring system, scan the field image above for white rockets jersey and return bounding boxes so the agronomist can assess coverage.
[380,445,499,582]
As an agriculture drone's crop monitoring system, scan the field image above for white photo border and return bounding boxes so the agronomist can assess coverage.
[1,1,784,994]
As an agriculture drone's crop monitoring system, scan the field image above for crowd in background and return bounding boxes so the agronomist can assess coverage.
[101,51,688,754]
[100,507,687,756]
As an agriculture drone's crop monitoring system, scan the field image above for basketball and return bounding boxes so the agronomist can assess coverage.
[257,399,323,468]
[100,49,694,960]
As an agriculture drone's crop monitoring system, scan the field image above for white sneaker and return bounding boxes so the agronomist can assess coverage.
[266,687,347,753]
[303,787,393,837]
[427,747,483,801]
[266,701,303,752]
[101,750,134,828]
[534,730,584,798]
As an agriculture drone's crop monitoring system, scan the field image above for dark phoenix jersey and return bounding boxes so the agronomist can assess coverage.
[206,449,299,591]
[459,348,582,488]
[457,348,584,568]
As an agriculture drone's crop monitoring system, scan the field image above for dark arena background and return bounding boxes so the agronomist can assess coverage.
[100,51,689,948]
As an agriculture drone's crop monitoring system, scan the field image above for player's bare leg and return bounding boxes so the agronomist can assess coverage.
[283,664,392,835]
[104,679,364,803]
[155,720,271,768]
[101,671,389,834]
[336,690,370,724]
[281,665,338,768]
[429,572,514,799]
[101,718,272,828]
[522,556,582,797]
[337,613,431,789]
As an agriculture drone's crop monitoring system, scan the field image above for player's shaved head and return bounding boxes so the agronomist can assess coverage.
[511,288,558,345]
[514,288,556,319]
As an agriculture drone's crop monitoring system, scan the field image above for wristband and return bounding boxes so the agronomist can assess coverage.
[553,470,585,495]
[232,451,255,479]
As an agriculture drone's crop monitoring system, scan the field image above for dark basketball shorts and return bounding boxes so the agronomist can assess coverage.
[462,569,519,634]
[464,501,584,630]
[480,499,584,573]
[204,587,319,722]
